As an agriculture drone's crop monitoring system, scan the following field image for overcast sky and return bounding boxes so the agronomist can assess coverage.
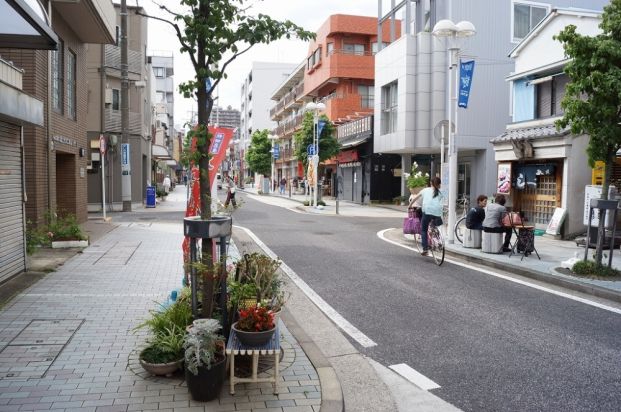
[135,0,382,128]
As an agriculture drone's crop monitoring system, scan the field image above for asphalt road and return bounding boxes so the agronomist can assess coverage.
[232,192,621,412]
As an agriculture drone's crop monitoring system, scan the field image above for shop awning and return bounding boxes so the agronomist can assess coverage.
[165,160,177,167]
[152,144,172,160]
[0,0,58,50]
[491,124,570,143]
[339,134,370,149]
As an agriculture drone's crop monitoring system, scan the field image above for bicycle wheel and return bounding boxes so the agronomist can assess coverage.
[454,216,467,244]
[429,225,445,266]
[412,232,422,252]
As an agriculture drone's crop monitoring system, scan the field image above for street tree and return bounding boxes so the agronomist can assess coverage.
[245,129,272,177]
[555,0,621,265]
[293,112,340,168]
[138,0,313,317]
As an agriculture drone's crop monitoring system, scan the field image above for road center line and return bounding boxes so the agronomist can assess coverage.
[377,228,621,315]
[389,363,441,391]
[235,225,378,348]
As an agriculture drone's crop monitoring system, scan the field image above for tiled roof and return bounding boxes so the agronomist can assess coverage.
[491,124,571,143]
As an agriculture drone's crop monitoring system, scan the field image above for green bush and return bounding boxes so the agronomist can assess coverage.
[48,213,86,241]
[572,260,620,277]
[25,220,51,255]
[317,200,326,206]
[303,200,310,206]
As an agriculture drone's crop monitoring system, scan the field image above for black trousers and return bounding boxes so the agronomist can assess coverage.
[225,192,237,207]
[483,226,512,247]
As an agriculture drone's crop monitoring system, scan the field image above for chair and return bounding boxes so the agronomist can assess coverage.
[482,231,503,254]
[463,228,482,248]
[507,211,541,260]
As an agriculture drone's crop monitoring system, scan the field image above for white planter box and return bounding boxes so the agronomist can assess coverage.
[51,240,89,249]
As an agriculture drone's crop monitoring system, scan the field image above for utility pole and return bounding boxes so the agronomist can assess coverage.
[120,0,132,211]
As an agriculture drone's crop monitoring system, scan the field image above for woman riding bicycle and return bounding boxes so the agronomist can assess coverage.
[410,176,444,256]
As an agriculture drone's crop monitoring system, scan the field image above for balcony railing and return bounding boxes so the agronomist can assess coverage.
[270,82,305,119]
[104,45,144,74]
[337,115,373,140]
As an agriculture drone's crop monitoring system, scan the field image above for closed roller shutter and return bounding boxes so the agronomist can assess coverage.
[0,121,25,282]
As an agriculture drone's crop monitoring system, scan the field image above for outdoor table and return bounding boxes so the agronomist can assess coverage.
[226,325,280,395]
[504,224,541,260]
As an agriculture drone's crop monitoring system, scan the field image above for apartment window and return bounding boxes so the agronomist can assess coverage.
[154,67,165,78]
[66,50,76,120]
[381,81,398,135]
[51,39,64,113]
[512,1,549,41]
[358,85,374,108]
[112,89,120,110]
[326,42,334,56]
[166,92,173,103]
[343,43,365,55]
[535,73,568,119]
[156,91,165,102]
[371,42,388,54]
[307,47,322,69]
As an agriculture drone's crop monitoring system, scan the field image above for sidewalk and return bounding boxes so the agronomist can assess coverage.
[241,187,621,303]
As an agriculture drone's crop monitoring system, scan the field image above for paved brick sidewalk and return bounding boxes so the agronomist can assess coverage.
[0,221,321,411]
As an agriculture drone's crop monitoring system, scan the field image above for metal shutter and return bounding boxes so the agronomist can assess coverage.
[0,121,25,282]
[536,81,552,118]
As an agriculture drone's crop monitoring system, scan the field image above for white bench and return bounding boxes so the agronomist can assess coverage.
[482,231,504,254]
[463,229,482,248]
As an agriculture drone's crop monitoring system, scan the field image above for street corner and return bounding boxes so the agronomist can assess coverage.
[379,227,414,249]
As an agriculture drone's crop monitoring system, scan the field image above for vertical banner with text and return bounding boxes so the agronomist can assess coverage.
[458,60,475,109]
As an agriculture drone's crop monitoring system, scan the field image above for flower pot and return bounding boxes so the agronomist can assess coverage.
[232,322,276,347]
[139,358,182,376]
[185,355,226,402]
[184,215,232,239]
[409,187,424,195]
[51,240,89,249]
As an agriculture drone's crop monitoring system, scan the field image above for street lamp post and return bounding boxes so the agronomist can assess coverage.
[268,134,279,193]
[432,19,476,244]
[305,101,326,208]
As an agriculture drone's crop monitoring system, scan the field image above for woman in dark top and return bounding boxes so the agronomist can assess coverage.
[466,195,488,230]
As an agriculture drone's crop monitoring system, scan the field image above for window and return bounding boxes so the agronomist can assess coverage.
[166,92,173,103]
[371,42,388,54]
[154,67,165,78]
[343,43,365,55]
[112,89,120,111]
[512,1,549,41]
[156,91,165,102]
[66,50,76,120]
[381,81,398,135]
[307,47,322,70]
[358,85,374,108]
[51,39,64,113]
[535,74,568,119]
[314,48,321,65]
[326,42,334,56]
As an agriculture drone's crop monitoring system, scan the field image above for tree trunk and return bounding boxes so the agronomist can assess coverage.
[594,149,614,265]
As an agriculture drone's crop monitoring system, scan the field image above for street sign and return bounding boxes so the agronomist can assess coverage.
[273,144,280,159]
[99,134,106,154]
[121,143,130,174]
[307,144,316,156]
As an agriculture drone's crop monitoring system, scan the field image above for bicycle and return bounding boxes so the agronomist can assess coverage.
[428,220,445,266]
[453,195,470,244]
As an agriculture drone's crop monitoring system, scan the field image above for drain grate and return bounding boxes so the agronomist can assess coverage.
[0,319,84,380]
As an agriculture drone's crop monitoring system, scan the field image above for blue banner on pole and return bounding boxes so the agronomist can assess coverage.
[458,60,475,108]
[317,120,326,138]
[273,144,279,159]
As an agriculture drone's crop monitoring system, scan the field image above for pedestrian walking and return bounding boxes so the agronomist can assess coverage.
[183,174,188,186]
[224,176,237,208]
[410,177,444,256]
[163,175,171,194]
[279,177,286,195]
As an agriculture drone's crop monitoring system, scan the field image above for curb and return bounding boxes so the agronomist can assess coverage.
[281,309,344,412]
[231,231,345,412]
[443,247,621,304]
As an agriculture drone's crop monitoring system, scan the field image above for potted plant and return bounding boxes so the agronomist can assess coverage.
[406,161,429,195]
[231,304,276,346]
[184,318,226,402]
[135,292,193,376]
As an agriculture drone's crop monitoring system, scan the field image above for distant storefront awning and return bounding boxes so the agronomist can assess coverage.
[338,132,371,149]
[0,0,58,50]
[165,160,177,167]
[152,144,172,160]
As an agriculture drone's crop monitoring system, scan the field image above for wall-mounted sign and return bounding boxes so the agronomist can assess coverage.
[497,163,511,194]
[52,135,77,147]
[121,143,130,173]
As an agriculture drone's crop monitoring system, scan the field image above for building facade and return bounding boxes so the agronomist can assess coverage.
[491,8,602,236]
[0,0,115,226]
[373,0,607,204]
[240,62,297,181]
[86,3,152,212]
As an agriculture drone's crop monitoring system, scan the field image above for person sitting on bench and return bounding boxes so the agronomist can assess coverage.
[466,195,487,230]
[482,194,512,252]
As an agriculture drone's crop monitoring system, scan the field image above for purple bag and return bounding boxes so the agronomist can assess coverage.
[403,209,421,235]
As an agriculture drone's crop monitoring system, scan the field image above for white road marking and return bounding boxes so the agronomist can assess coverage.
[377,228,621,315]
[235,225,378,348]
[389,363,441,391]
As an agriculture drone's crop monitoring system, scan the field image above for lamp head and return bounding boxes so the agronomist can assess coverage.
[432,19,458,37]
[316,102,326,111]
[455,21,476,38]
[306,102,317,111]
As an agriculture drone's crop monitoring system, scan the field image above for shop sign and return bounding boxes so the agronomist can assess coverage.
[338,161,361,168]
[497,163,511,194]
[337,149,358,163]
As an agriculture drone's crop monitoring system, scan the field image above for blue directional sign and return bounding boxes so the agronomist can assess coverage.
[307,144,317,156]
[273,144,280,159]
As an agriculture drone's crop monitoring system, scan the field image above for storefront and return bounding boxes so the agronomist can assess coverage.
[491,123,591,237]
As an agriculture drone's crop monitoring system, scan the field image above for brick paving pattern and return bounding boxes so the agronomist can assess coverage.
[0,222,321,411]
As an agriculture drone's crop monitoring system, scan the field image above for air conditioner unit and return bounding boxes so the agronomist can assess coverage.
[104,88,112,104]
